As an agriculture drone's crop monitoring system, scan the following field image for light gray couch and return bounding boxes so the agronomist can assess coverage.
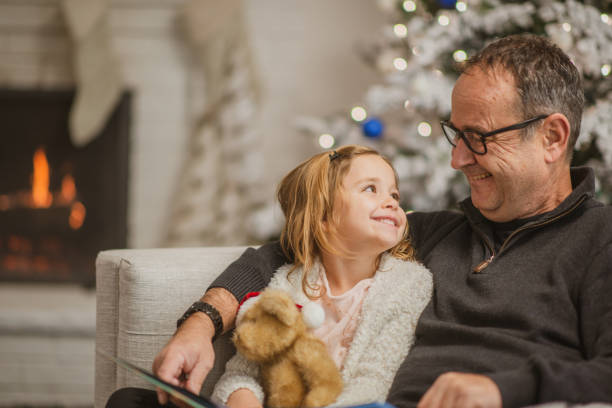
[94,247,612,408]
[94,247,244,408]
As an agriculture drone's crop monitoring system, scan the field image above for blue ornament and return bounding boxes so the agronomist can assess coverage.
[438,0,457,9]
[362,118,384,138]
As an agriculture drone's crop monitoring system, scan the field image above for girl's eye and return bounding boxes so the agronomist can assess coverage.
[364,185,376,193]
[391,192,400,201]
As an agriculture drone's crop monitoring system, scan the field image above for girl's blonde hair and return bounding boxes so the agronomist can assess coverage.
[276,145,415,296]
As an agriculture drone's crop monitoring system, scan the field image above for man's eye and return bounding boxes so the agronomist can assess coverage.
[463,131,480,142]
[364,185,376,193]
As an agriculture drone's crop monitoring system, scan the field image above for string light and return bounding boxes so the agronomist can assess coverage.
[402,0,416,12]
[393,23,408,38]
[438,15,450,26]
[562,22,572,32]
[417,122,432,137]
[318,133,335,149]
[404,100,411,110]
[456,1,467,12]
[351,106,367,122]
[602,64,611,77]
[393,57,408,71]
[412,46,421,56]
[602,14,610,24]
[453,49,467,62]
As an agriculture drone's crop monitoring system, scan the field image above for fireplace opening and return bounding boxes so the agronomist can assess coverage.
[0,90,130,286]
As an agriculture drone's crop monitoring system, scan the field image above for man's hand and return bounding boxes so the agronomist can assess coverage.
[417,372,502,408]
[153,312,216,406]
[153,288,239,406]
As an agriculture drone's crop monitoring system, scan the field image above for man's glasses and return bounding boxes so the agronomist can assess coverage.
[440,114,550,155]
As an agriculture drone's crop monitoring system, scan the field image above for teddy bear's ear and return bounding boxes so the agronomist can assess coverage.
[258,290,300,327]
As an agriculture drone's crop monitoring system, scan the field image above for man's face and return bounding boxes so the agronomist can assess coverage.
[449,67,552,222]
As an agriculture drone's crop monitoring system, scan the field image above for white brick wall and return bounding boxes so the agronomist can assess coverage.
[0,0,386,249]
[0,282,96,406]
[0,334,95,406]
[0,0,192,249]
[0,1,72,87]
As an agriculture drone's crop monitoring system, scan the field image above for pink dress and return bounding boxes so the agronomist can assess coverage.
[312,272,373,369]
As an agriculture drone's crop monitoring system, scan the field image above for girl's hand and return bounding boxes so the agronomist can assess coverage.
[226,388,263,408]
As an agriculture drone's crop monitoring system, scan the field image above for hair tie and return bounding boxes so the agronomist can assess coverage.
[329,150,340,161]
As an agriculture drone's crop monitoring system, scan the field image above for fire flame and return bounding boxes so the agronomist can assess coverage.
[32,147,52,208]
[69,202,86,230]
[2,147,87,230]
[61,174,77,203]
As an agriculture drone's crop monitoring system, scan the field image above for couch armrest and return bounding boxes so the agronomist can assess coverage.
[95,246,247,408]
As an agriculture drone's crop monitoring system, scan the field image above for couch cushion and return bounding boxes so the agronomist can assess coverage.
[96,246,246,408]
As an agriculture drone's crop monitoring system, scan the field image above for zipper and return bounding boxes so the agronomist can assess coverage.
[472,195,587,273]
[473,252,494,273]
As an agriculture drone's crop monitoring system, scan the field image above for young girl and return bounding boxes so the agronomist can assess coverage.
[212,145,432,407]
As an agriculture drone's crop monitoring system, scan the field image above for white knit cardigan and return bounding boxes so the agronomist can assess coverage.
[212,253,433,406]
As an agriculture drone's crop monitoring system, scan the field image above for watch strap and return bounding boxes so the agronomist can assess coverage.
[176,301,223,342]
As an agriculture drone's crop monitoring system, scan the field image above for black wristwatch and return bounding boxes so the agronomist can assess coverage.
[176,301,223,342]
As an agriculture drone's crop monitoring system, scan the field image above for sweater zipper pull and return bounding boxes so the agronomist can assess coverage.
[473,254,494,273]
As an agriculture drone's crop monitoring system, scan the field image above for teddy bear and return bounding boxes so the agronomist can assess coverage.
[233,289,343,408]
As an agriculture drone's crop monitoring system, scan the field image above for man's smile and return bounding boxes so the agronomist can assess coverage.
[469,172,492,181]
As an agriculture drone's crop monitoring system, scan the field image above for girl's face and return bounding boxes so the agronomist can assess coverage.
[328,154,406,257]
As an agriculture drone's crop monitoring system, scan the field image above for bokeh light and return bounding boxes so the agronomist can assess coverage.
[417,122,432,137]
[318,133,335,149]
[351,106,367,122]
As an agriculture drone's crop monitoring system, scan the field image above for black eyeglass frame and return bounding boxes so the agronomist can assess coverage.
[440,114,550,155]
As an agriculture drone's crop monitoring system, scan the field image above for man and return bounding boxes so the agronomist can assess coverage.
[148,34,612,408]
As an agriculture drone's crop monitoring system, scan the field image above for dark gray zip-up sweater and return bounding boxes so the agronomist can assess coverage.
[210,167,612,407]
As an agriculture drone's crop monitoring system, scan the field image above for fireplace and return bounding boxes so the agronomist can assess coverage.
[0,90,129,286]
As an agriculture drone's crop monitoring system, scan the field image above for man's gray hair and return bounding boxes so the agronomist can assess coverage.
[462,34,584,161]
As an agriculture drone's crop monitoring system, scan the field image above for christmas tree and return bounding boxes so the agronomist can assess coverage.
[248,0,612,241]
[302,0,612,207]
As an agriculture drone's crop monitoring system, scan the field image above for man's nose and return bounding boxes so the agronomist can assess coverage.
[450,137,476,169]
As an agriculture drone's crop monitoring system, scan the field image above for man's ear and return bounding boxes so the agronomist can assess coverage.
[541,113,571,163]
